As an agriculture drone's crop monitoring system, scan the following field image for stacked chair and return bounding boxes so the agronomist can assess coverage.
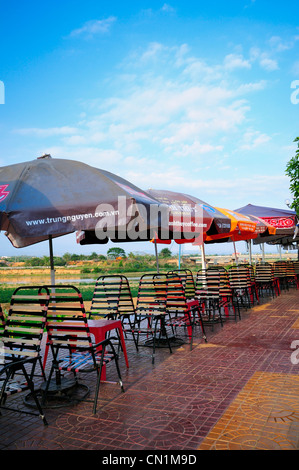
[294,261,299,282]
[0,303,5,337]
[165,273,207,349]
[133,274,173,364]
[42,285,124,414]
[168,269,196,300]
[0,286,50,425]
[245,264,260,306]
[215,266,241,322]
[254,263,279,298]
[285,261,299,289]
[195,268,223,331]
[89,275,138,350]
[227,265,254,310]
[272,261,288,292]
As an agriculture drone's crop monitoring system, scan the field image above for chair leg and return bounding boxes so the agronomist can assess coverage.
[93,363,103,414]
[93,347,125,415]
[22,365,48,426]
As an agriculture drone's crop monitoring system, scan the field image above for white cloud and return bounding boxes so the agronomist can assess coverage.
[223,53,251,70]
[161,3,176,13]
[140,42,165,61]
[249,47,279,71]
[14,126,79,137]
[292,60,299,75]
[170,141,224,158]
[44,145,122,167]
[259,56,279,71]
[69,17,116,38]
[269,36,295,52]
[238,130,271,151]
[16,42,273,187]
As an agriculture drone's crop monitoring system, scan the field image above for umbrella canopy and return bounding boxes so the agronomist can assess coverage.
[0,155,169,283]
[234,203,298,246]
[146,189,232,245]
[0,155,168,248]
[204,207,257,243]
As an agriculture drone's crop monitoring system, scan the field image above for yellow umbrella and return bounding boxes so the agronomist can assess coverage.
[205,208,257,242]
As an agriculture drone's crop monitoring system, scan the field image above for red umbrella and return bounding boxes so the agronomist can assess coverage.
[146,189,231,245]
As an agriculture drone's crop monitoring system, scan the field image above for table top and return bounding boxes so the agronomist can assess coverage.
[87,318,122,329]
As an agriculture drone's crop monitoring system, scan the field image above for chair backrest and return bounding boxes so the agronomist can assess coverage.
[285,261,296,278]
[167,269,195,299]
[89,275,135,319]
[255,262,274,282]
[166,274,188,314]
[293,261,299,274]
[249,265,256,282]
[0,304,5,337]
[135,274,168,315]
[272,261,287,278]
[42,285,93,354]
[1,286,50,361]
[215,268,232,297]
[240,264,255,282]
[195,269,221,300]
[228,266,250,289]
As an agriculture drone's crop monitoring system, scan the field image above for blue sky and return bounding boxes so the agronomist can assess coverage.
[0,0,299,257]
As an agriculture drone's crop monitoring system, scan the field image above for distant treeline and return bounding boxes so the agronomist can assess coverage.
[1,247,174,268]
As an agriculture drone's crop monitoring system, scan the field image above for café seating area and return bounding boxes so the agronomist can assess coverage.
[0,259,299,450]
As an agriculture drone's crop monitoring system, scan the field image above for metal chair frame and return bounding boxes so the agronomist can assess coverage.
[195,269,224,331]
[165,274,207,349]
[0,286,50,425]
[89,275,138,350]
[42,285,124,414]
[133,274,173,364]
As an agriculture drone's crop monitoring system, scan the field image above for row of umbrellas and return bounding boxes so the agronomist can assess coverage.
[0,155,298,280]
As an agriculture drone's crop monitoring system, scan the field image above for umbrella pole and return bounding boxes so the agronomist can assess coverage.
[261,243,265,263]
[249,240,252,265]
[201,244,206,270]
[178,244,181,269]
[154,238,160,274]
[233,240,239,266]
[49,235,56,286]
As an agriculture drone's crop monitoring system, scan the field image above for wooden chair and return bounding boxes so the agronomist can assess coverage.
[0,286,50,425]
[89,275,138,350]
[42,285,124,414]
[165,273,207,349]
[272,261,288,292]
[227,266,253,310]
[0,304,5,337]
[209,267,241,322]
[255,263,279,298]
[294,261,299,282]
[167,269,196,299]
[134,274,172,364]
[195,269,224,331]
[285,261,299,289]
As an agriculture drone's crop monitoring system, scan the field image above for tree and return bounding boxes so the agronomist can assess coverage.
[286,137,299,214]
[107,247,126,259]
[159,248,172,258]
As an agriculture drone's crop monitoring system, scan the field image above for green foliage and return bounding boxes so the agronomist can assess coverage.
[286,137,299,214]
[107,247,126,259]
[159,248,172,258]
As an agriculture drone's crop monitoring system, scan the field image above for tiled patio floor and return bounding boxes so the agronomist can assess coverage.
[1,286,299,451]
